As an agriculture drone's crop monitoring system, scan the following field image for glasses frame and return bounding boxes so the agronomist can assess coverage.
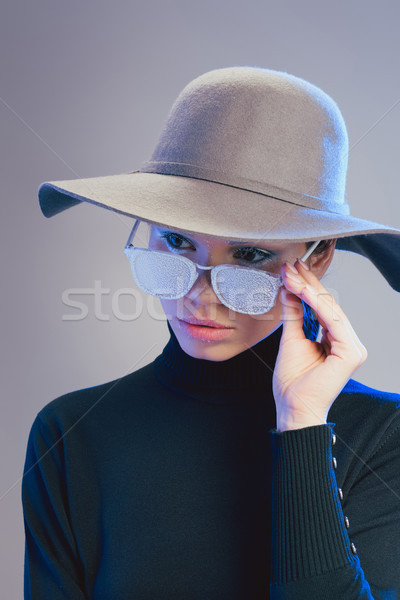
[123,220,321,314]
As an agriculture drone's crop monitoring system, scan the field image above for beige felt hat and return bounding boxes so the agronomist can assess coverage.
[38,66,400,291]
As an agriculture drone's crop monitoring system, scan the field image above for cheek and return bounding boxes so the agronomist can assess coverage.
[228,296,284,331]
[245,292,283,326]
[159,298,179,320]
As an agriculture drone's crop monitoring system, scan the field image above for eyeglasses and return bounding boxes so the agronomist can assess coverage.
[123,224,320,315]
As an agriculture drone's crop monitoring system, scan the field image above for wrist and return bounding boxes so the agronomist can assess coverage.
[276,412,327,432]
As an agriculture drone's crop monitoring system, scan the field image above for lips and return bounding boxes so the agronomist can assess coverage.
[179,317,232,329]
[178,319,235,341]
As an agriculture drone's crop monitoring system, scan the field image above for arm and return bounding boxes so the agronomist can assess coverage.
[269,423,379,599]
[21,414,88,600]
[267,259,391,596]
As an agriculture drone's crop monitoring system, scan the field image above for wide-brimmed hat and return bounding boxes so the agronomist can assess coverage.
[38,66,400,292]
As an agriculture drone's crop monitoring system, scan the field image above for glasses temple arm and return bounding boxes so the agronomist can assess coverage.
[124,219,141,248]
[301,239,321,262]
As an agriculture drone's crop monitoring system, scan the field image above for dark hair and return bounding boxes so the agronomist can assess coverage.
[302,239,336,341]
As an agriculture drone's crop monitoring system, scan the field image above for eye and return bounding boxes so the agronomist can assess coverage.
[233,247,274,264]
[160,232,275,265]
[160,232,193,251]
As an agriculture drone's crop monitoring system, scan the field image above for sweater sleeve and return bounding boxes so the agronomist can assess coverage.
[21,413,88,600]
[268,422,400,600]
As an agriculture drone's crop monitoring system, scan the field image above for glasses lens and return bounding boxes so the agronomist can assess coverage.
[125,247,283,314]
[213,265,282,315]
[125,248,193,299]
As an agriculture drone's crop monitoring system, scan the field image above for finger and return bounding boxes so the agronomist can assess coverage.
[295,259,367,347]
[283,259,366,357]
[282,260,361,347]
[281,264,367,365]
[281,263,330,330]
[280,286,305,341]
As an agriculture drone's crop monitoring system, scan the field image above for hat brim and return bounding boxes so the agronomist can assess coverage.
[38,171,400,292]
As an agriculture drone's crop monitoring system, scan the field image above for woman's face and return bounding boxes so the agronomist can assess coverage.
[148,224,313,361]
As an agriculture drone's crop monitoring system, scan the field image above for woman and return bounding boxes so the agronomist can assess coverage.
[22,67,400,599]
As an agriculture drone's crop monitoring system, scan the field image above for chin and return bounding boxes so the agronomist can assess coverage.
[174,329,244,362]
[182,342,236,362]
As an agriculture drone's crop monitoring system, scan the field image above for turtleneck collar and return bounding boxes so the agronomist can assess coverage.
[153,320,283,406]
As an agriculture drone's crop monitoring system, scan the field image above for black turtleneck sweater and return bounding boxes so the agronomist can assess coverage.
[22,322,400,599]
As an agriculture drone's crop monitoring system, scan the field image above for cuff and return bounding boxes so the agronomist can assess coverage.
[269,423,354,584]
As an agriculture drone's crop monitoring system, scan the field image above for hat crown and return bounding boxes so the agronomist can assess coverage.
[141,66,350,215]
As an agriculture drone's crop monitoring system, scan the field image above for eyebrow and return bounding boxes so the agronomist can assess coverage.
[225,240,263,245]
[224,239,277,250]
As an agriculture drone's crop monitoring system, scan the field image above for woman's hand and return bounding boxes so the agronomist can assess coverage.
[273,258,368,432]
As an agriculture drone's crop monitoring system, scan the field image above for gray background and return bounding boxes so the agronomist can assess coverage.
[2,1,400,596]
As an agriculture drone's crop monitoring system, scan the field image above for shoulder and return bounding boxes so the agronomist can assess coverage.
[35,361,160,434]
[331,377,400,419]
[329,377,400,461]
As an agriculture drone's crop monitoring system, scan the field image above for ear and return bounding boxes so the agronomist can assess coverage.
[309,239,337,281]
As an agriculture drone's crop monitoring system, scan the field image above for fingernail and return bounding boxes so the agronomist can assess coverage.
[297,258,310,271]
[285,261,299,275]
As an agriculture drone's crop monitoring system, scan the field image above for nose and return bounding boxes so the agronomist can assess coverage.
[184,264,222,306]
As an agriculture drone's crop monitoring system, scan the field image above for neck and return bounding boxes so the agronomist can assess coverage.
[153,320,283,406]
